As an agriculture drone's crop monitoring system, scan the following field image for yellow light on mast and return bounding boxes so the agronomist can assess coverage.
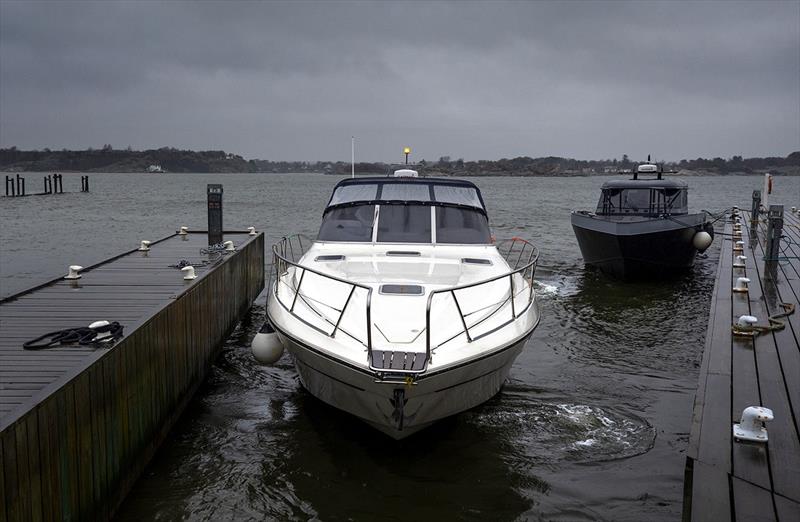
[403,147,411,154]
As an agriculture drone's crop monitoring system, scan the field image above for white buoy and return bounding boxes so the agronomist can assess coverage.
[733,277,750,292]
[64,265,83,280]
[252,322,284,364]
[224,240,235,252]
[181,266,197,280]
[733,406,773,442]
[733,255,747,268]
[692,231,713,251]
[179,226,189,235]
[248,226,257,236]
[138,240,151,251]
[737,315,758,328]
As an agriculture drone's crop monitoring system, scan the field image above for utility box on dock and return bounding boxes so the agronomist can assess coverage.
[207,184,223,245]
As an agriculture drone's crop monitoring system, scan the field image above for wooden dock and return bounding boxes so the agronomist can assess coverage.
[684,207,800,521]
[0,231,264,521]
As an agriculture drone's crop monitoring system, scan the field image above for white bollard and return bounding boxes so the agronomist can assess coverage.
[181,266,197,280]
[248,226,257,236]
[64,265,83,280]
[138,240,151,251]
[179,226,189,235]
[733,406,773,442]
[224,240,235,252]
[733,277,750,292]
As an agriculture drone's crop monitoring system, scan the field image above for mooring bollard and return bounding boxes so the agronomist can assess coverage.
[5,175,13,197]
[16,174,24,196]
[55,173,63,194]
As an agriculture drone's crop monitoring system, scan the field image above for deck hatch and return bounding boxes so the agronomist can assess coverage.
[461,258,492,265]
[314,255,345,262]
[379,284,424,296]
[385,251,421,257]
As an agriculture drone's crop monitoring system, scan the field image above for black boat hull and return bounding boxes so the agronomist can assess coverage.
[571,212,713,279]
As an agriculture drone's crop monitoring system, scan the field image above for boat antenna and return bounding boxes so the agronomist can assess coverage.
[351,136,355,178]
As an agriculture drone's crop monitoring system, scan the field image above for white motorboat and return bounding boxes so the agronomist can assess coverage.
[263,169,540,439]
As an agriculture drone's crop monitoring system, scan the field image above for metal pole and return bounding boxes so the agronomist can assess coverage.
[16,174,21,196]
[351,136,355,179]
[751,190,761,225]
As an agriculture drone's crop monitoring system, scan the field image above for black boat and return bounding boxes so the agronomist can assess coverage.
[571,161,714,279]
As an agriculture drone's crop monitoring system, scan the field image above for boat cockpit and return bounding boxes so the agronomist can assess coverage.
[318,178,492,245]
[595,179,689,217]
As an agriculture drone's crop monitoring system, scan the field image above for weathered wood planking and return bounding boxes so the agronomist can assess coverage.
[0,231,264,521]
[684,209,800,521]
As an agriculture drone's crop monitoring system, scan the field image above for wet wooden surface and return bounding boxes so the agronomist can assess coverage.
[0,231,264,521]
[684,208,800,521]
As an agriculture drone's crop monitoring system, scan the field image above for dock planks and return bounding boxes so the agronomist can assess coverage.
[0,231,264,521]
[684,209,800,521]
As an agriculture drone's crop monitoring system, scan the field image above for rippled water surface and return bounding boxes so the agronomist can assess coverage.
[2,172,798,521]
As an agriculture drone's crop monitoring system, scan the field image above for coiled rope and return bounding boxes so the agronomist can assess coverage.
[23,321,124,350]
[732,303,795,337]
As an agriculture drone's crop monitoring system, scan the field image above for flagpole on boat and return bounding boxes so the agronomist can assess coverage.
[351,136,355,178]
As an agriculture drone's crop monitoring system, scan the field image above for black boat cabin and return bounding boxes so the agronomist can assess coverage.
[596,178,689,217]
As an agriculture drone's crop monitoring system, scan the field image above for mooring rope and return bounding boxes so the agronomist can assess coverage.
[23,321,124,350]
[732,303,795,337]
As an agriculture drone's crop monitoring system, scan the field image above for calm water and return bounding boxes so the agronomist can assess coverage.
[2,173,799,521]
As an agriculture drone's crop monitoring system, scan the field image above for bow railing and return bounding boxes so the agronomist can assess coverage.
[271,235,538,376]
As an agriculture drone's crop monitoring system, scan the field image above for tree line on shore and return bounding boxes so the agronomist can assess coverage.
[1,146,797,175]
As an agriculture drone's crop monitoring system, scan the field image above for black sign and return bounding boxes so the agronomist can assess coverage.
[207,184,223,246]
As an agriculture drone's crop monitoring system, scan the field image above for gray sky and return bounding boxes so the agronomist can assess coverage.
[1,0,798,162]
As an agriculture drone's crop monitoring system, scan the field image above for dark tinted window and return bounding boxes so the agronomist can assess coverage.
[436,207,491,244]
[377,204,431,243]
[318,205,375,242]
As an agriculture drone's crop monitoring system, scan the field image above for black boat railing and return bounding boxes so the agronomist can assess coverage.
[271,235,539,376]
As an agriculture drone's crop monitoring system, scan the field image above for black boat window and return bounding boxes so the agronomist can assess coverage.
[318,204,375,242]
[435,207,492,244]
[597,189,621,213]
[621,189,651,213]
[377,204,431,243]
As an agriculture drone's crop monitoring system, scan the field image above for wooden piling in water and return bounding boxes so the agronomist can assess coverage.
[0,230,265,520]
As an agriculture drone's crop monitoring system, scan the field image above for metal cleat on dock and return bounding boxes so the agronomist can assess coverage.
[733,277,750,293]
[64,264,83,280]
[733,406,773,443]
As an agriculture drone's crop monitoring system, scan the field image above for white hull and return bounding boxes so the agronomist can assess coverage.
[272,322,534,439]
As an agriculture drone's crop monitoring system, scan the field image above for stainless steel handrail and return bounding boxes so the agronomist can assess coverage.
[272,235,373,350]
[424,237,538,363]
[271,234,538,376]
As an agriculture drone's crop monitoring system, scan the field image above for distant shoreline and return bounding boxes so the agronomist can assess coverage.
[1,147,797,176]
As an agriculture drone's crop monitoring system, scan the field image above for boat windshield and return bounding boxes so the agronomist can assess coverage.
[326,180,485,212]
[597,187,688,215]
[317,203,492,244]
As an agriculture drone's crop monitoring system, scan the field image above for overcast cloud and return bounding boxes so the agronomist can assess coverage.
[0,0,798,162]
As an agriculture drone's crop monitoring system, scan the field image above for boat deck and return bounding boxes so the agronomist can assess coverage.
[684,208,800,521]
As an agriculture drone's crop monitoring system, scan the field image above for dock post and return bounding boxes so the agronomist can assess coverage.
[764,204,784,280]
[207,184,223,246]
[750,189,761,225]
[56,173,63,193]
[5,175,12,196]
[47,174,52,194]
[15,174,22,196]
